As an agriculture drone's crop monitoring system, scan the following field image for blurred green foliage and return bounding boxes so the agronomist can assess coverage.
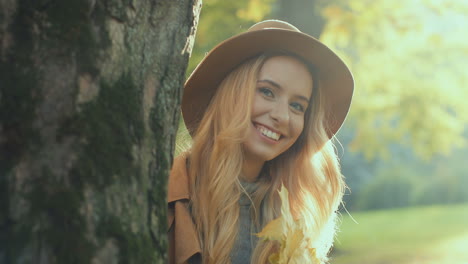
[332,203,468,263]
[187,0,274,75]
[320,0,468,159]
[355,172,414,210]
[340,140,468,211]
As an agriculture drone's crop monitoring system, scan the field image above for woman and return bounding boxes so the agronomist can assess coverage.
[167,20,354,264]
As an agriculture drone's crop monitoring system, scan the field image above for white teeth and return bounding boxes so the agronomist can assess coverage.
[257,125,280,141]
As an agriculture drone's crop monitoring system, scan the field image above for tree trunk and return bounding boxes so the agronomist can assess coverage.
[274,0,324,38]
[0,0,201,263]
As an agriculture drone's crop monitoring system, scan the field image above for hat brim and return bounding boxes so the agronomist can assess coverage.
[183,28,354,138]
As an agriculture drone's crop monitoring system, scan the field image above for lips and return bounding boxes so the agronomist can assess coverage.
[254,124,282,141]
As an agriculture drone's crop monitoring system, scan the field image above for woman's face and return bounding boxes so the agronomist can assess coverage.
[243,56,313,163]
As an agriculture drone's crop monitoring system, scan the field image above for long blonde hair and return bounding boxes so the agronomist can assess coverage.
[187,54,345,264]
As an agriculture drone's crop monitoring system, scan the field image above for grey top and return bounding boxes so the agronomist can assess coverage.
[230,180,260,264]
[188,181,259,264]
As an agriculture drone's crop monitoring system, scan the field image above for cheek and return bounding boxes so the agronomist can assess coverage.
[251,95,267,116]
[291,117,305,140]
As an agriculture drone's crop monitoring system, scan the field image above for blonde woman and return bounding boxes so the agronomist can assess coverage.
[167,20,354,264]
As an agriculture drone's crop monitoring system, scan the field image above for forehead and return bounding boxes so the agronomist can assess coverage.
[258,56,314,98]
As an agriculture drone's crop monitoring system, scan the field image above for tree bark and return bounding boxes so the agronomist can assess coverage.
[274,0,324,38]
[0,0,201,263]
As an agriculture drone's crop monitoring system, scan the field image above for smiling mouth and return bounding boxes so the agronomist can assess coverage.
[255,124,281,141]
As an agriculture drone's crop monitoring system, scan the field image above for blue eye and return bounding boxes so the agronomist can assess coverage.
[290,102,305,112]
[259,87,274,98]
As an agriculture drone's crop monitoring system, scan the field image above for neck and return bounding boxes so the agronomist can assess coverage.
[241,158,264,183]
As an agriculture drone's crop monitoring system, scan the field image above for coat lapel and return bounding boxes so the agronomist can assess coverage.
[167,154,201,264]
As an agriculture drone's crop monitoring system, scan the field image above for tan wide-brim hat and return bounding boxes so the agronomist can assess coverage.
[182,19,354,138]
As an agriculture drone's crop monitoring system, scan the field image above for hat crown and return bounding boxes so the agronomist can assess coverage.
[248,19,301,33]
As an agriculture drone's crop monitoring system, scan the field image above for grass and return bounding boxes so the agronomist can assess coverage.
[330,203,468,264]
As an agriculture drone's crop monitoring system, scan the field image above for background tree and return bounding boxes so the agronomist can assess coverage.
[0,0,201,263]
[320,0,468,159]
[273,0,324,37]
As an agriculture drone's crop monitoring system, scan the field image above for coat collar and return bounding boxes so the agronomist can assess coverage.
[167,153,202,263]
[168,153,191,203]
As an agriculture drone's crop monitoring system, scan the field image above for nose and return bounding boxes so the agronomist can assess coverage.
[269,100,289,125]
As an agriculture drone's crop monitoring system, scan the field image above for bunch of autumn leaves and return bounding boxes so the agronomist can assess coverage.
[256,185,322,264]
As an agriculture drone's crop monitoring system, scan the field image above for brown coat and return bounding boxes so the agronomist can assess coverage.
[167,155,201,264]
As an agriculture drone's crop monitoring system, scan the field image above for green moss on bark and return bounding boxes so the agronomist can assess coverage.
[27,167,95,264]
[1,1,120,262]
[147,79,178,258]
[97,216,156,264]
[148,144,169,256]
[17,71,146,263]
[2,0,191,262]
[0,0,42,178]
[41,0,111,75]
[65,72,144,189]
[6,166,95,264]
[1,3,43,258]
[58,72,147,262]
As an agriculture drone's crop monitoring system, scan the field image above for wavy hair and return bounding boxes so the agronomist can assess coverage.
[187,53,345,264]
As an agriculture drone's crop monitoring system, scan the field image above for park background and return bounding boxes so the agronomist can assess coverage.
[176,0,468,263]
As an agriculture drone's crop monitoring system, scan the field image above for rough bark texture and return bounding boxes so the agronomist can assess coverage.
[0,0,201,263]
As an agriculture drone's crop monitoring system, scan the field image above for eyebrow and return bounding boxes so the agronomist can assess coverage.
[257,79,310,103]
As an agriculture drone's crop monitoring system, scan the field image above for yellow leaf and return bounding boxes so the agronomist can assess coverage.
[256,217,284,241]
[278,185,293,225]
[283,229,304,259]
[257,185,321,263]
[268,253,279,264]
